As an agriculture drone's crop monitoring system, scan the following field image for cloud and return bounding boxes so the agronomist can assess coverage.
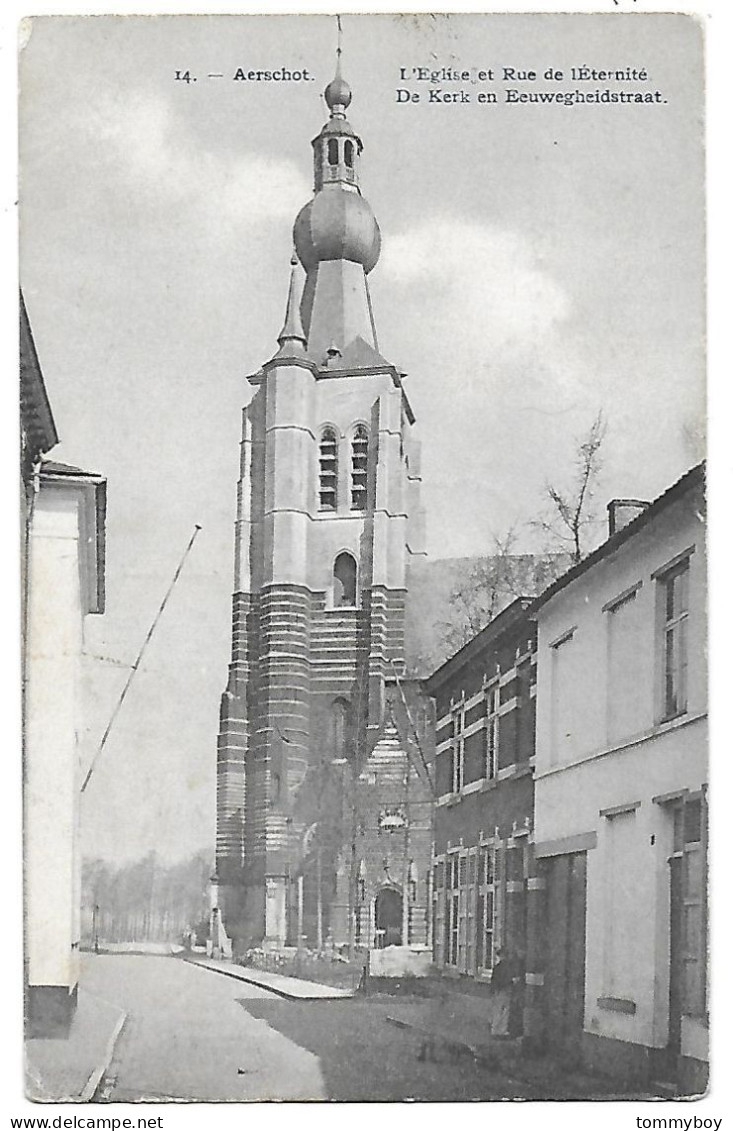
[86,91,310,232]
[373,216,600,553]
[378,216,587,418]
[381,217,571,351]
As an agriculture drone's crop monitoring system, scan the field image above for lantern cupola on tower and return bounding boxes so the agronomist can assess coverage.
[293,52,382,360]
[314,66,359,191]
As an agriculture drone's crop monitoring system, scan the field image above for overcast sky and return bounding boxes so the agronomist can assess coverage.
[19,13,704,864]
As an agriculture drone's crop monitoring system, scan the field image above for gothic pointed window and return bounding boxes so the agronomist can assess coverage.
[319,428,338,511]
[334,552,357,607]
[351,425,368,511]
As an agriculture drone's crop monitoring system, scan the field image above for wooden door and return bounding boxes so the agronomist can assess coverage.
[544,851,588,1062]
[375,887,402,947]
[667,797,707,1072]
[668,853,684,1057]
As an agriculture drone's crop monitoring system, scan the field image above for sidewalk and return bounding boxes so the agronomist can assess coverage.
[380,988,657,1100]
[183,955,353,1000]
[25,989,127,1103]
[382,990,521,1067]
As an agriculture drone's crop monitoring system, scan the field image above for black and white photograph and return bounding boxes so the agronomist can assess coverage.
[16,8,714,1108]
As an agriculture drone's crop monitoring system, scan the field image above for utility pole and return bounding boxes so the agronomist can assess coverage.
[297,874,304,947]
[82,525,202,792]
[316,846,323,950]
[347,761,358,960]
[401,751,411,946]
[347,665,368,959]
[391,660,438,952]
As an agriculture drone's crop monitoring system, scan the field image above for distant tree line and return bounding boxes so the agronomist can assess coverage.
[81,850,212,947]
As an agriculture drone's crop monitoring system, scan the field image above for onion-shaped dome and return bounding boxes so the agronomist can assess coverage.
[325,74,352,113]
[293,190,381,274]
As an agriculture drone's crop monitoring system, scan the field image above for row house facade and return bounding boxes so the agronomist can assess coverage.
[424,598,544,1040]
[532,464,707,1094]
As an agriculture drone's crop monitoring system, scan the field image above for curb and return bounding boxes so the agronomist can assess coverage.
[182,957,353,1002]
[79,1009,127,1102]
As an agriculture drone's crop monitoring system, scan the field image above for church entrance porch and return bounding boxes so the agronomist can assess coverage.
[374,886,402,948]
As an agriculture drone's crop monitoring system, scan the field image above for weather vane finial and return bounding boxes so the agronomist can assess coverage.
[324,14,352,117]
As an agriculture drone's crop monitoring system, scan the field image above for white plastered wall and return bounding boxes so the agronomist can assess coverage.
[25,485,85,994]
[535,489,707,1053]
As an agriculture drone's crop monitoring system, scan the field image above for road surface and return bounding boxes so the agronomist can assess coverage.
[83,953,326,1101]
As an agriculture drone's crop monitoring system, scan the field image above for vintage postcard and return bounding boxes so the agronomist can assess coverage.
[19,10,709,1107]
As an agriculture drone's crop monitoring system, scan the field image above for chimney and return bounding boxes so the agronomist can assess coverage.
[607,498,650,536]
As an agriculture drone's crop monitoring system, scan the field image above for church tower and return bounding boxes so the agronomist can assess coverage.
[216,58,426,951]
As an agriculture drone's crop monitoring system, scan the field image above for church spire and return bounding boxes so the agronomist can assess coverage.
[272,254,307,360]
[291,24,382,361]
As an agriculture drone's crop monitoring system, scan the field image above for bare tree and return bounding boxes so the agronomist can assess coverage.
[534,410,607,564]
[439,529,565,657]
[435,413,607,660]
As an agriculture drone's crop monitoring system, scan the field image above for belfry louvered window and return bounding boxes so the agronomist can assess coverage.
[351,425,368,510]
[319,428,338,511]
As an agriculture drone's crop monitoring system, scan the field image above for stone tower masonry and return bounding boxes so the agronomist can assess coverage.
[215,61,426,951]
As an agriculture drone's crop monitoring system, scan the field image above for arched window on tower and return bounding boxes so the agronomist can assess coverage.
[333,552,357,607]
[351,425,369,511]
[328,138,339,166]
[344,140,354,168]
[319,428,338,511]
[330,697,351,761]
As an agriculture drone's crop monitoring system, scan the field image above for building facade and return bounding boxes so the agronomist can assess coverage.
[329,708,433,953]
[21,295,107,1037]
[216,66,426,952]
[533,464,707,1092]
[425,599,544,1038]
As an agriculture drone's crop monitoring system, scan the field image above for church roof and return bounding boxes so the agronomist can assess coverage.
[361,718,406,774]
[20,292,59,463]
[41,459,87,475]
[323,335,392,370]
[361,713,434,798]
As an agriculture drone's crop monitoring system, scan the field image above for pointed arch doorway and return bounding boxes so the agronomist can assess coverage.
[374,885,402,948]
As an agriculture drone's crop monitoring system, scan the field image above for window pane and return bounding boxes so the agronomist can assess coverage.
[666,575,676,621]
[684,802,702,847]
[679,567,689,614]
[665,625,678,715]
[678,617,688,712]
